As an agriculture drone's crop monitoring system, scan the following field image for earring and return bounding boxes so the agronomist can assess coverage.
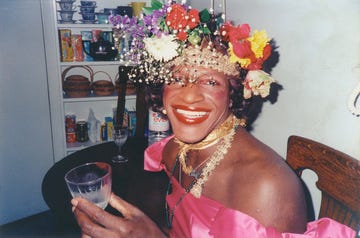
[162,109,167,115]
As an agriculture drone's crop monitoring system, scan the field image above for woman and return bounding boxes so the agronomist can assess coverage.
[71,1,355,237]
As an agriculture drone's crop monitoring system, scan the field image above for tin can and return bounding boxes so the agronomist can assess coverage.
[66,132,76,143]
[65,114,76,133]
[76,121,89,142]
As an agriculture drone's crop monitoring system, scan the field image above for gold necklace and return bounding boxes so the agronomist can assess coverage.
[174,115,245,198]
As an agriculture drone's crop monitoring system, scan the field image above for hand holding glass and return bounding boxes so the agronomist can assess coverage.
[111,126,128,163]
[64,162,112,209]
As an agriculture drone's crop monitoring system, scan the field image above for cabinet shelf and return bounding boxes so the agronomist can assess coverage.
[60,61,124,66]
[63,94,136,103]
[60,61,136,67]
[58,23,113,29]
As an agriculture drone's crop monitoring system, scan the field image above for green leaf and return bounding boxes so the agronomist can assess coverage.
[202,27,211,35]
[142,7,154,15]
[142,0,164,15]
[188,30,201,45]
[200,9,210,23]
[151,0,164,10]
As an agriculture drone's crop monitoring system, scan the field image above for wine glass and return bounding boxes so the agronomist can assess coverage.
[111,126,128,163]
[64,162,112,209]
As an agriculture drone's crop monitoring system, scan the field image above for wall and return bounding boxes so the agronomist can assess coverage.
[191,0,360,216]
[0,0,54,225]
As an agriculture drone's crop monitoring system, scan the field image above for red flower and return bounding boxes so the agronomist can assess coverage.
[247,44,272,70]
[228,23,250,42]
[232,40,253,58]
[166,4,187,30]
[262,44,272,61]
[166,4,199,32]
[220,21,233,41]
[177,29,188,41]
[187,9,200,29]
[247,59,264,70]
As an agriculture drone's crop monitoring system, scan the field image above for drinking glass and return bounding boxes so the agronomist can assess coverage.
[111,126,128,163]
[64,162,112,209]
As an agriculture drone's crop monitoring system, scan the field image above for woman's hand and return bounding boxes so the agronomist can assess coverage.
[71,193,167,238]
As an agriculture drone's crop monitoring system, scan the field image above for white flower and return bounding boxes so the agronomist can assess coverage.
[143,34,179,62]
[243,70,275,99]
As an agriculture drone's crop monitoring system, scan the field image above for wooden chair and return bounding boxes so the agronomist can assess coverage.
[286,135,360,230]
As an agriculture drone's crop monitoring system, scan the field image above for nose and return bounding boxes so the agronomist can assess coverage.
[179,84,204,104]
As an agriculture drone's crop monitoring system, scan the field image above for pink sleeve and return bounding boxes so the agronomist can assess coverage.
[144,136,173,171]
[209,208,355,238]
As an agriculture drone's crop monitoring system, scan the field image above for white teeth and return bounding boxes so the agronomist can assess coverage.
[176,109,208,118]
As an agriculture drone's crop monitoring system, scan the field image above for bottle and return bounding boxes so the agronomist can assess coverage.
[87,109,100,143]
[148,109,170,145]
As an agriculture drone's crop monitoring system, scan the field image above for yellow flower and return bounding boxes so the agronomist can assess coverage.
[228,43,251,68]
[248,30,270,58]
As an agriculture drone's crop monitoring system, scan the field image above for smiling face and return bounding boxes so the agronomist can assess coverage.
[163,65,232,143]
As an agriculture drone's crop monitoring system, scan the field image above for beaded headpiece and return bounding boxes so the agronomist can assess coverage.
[109,0,276,99]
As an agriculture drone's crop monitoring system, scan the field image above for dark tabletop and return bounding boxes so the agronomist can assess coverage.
[41,137,169,230]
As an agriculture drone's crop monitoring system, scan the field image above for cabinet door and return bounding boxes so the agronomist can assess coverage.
[0,0,54,225]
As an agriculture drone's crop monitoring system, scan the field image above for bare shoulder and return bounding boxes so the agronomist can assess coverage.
[208,129,307,233]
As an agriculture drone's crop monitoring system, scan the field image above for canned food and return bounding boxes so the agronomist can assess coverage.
[65,114,76,133]
[66,132,76,143]
[76,121,89,142]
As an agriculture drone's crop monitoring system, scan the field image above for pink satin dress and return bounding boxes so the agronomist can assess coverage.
[144,137,356,238]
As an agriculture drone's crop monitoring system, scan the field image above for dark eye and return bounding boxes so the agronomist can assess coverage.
[198,78,218,86]
[196,74,219,87]
[207,80,217,86]
[169,77,185,87]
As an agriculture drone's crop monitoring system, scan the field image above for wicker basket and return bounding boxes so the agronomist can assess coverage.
[62,66,93,98]
[92,71,115,96]
[115,73,136,95]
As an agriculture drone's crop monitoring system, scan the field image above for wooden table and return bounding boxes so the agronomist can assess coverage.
[42,137,169,230]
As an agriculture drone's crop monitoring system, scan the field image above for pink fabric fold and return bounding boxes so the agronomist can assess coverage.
[144,135,173,171]
[144,138,356,238]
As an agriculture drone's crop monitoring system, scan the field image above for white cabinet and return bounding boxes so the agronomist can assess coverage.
[42,0,138,161]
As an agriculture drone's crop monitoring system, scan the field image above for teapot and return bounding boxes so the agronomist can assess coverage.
[82,37,118,61]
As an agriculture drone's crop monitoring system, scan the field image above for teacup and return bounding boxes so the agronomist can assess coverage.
[79,6,96,14]
[81,12,96,21]
[80,1,97,7]
[59,10,75,21]
[96,13,109,24]
[58,1,76,11]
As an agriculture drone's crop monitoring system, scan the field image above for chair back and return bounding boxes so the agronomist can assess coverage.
[286,135,360,230]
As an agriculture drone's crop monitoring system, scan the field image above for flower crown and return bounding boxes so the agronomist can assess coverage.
[109,0,275,99]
